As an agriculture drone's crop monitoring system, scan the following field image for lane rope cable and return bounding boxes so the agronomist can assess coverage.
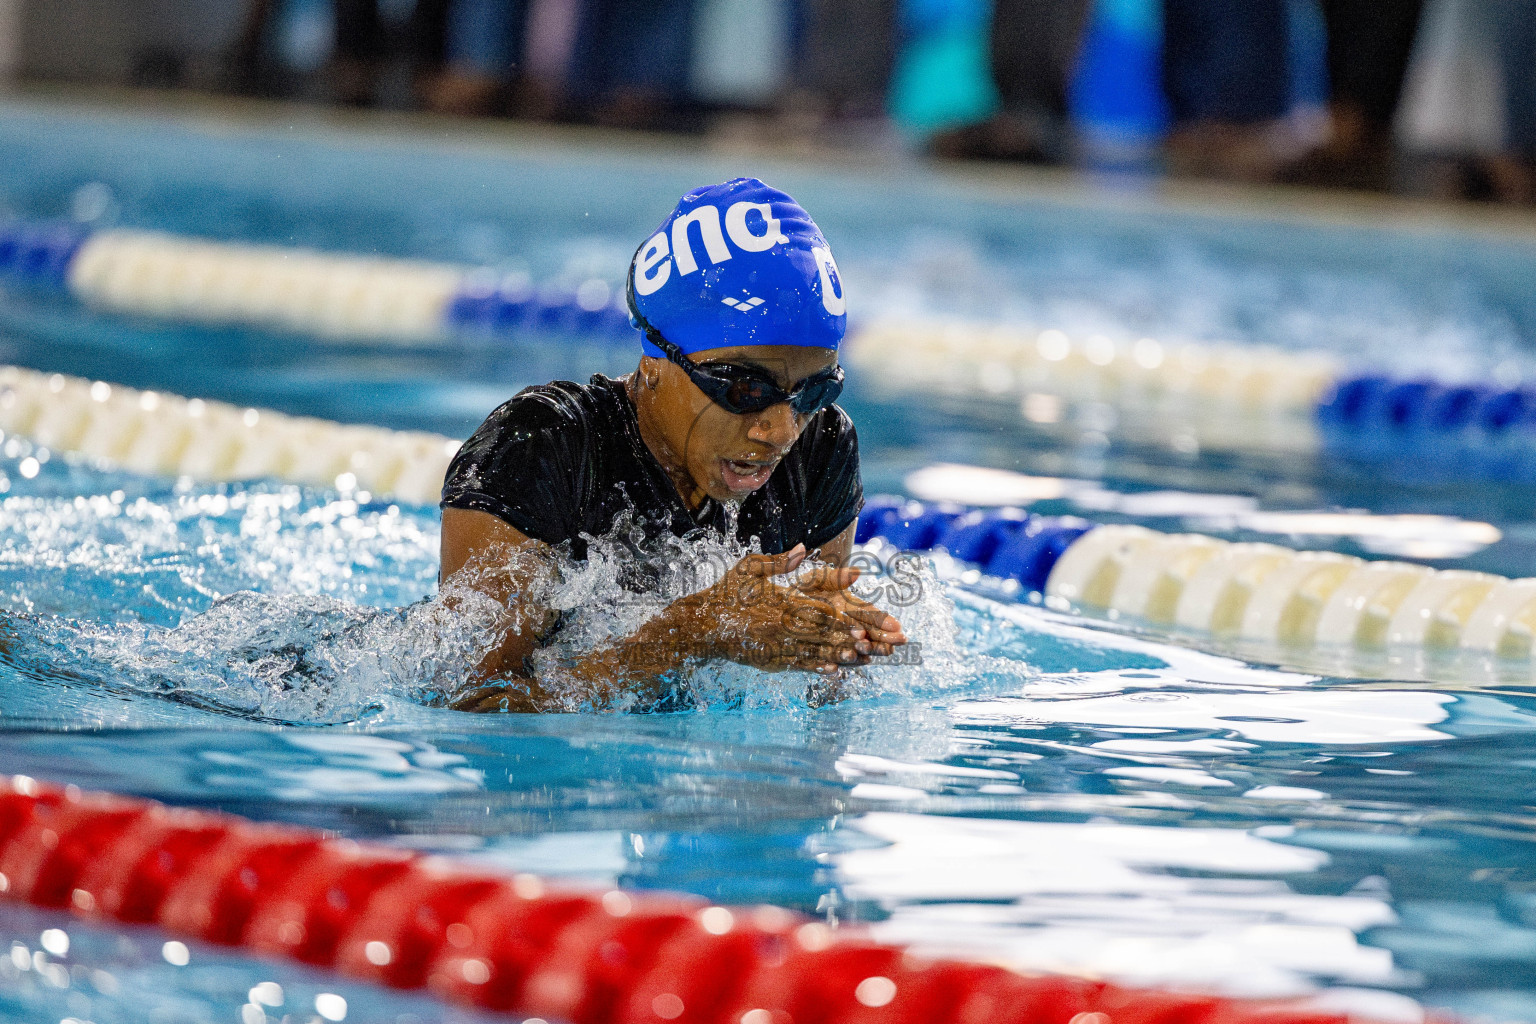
[5,218,1534,476]
[8,365,1536,661]
[858,498,1536,661]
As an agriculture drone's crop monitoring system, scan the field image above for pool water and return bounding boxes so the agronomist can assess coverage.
[0,98,1535,1023]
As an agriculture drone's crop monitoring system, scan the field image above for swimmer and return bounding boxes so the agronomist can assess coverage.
[440,178,907,711]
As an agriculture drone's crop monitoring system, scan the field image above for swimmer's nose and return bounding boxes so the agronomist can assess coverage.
[747,402,798,449]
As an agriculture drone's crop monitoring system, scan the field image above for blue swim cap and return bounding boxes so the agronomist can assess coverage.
[627,177,846,357]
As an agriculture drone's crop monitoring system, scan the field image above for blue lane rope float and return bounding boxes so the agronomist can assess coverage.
[5,218,1536,477]
[443,269,636,342]
[858,496,1536,661]
[0,219,91,290]
[856,498,1095,596]
[0,218,635,346]
[1314,374,1536,477]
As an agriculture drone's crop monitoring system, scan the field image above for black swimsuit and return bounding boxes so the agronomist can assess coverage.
[440,373,863,560]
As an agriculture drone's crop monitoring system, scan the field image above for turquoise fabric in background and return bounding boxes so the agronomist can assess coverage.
[893,0,1329,160]
[888,0,999,134]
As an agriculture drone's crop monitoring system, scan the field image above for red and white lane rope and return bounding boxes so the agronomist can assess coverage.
[0,773,1427,1024]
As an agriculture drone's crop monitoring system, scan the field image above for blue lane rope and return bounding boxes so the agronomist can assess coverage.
[1316,374,1536,478]
[0,218,639,347]
[855,496,1096,595]
[443,276,635,343]
[0,220,91,290]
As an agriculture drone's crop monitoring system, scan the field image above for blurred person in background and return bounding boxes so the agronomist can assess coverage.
[228,0,449,105]
[1286,0,1424,189]
[1394,0,1532,203]
[331,0,389,103]
[425,0,700,128]
[928,0,1091,162]
[791,0,899,128]
[1160,0,1293,180]
[1162,0,1431,185]
[567,0,698,128]
[227,0,286,95]
[421,0,530,115]
[333,0,450,105]
[1487,0,1536,202]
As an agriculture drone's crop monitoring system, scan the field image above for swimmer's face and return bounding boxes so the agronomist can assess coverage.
[639,344,838,504]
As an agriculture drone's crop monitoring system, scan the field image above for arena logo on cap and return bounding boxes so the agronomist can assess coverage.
[633,200,845,316]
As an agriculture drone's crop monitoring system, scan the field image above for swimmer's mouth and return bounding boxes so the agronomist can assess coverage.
[720,458,778,492]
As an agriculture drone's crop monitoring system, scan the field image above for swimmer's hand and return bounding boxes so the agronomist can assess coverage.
[684,543,907,675]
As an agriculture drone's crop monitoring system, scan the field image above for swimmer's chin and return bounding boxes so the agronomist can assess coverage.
[716,457,778,495]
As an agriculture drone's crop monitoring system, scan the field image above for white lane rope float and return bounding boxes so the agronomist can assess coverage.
[859,500,1536,665]
[843,316,1536,479]
[66,229,469,343]
[844,319,1341,420]
[0,366,458,506]
[1044,524,1536,658]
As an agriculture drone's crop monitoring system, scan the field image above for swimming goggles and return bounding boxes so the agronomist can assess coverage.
[626,270,845,416]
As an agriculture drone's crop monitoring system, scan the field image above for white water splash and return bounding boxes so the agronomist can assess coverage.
[6,490,995,721]
[517,511,987,712]
[31,585,506,724]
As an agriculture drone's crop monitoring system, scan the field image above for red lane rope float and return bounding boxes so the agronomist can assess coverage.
[0,774,1418,1024]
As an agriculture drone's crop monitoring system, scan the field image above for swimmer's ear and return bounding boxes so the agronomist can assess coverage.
[638,355,663,390]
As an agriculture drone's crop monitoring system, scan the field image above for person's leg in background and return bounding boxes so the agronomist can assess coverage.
[424,0,530,115]
[332,0,384,104]
[407,0,452,101]
[225,0,281,95]
[690,0,800,139]
[567,0,698,128]
[1322,0,1423,144]
[796,0,897,121]
[1286,0,1423,187]
[1161,0,1290,179]
[928,0,1090,162]
[988,0,1091,160]
[1488,0,1536,201]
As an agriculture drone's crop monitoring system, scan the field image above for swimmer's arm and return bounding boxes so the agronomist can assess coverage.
[816,522,856,567]
[438,508,563,696]
[438,508,729,710]
[439,512,902,712]
[811,521,906,657]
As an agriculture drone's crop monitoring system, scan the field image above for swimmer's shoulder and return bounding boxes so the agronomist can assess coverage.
[445,377,628,514]
[470,374,628,441]
[489,375,617,426]
[798,401,859,457]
